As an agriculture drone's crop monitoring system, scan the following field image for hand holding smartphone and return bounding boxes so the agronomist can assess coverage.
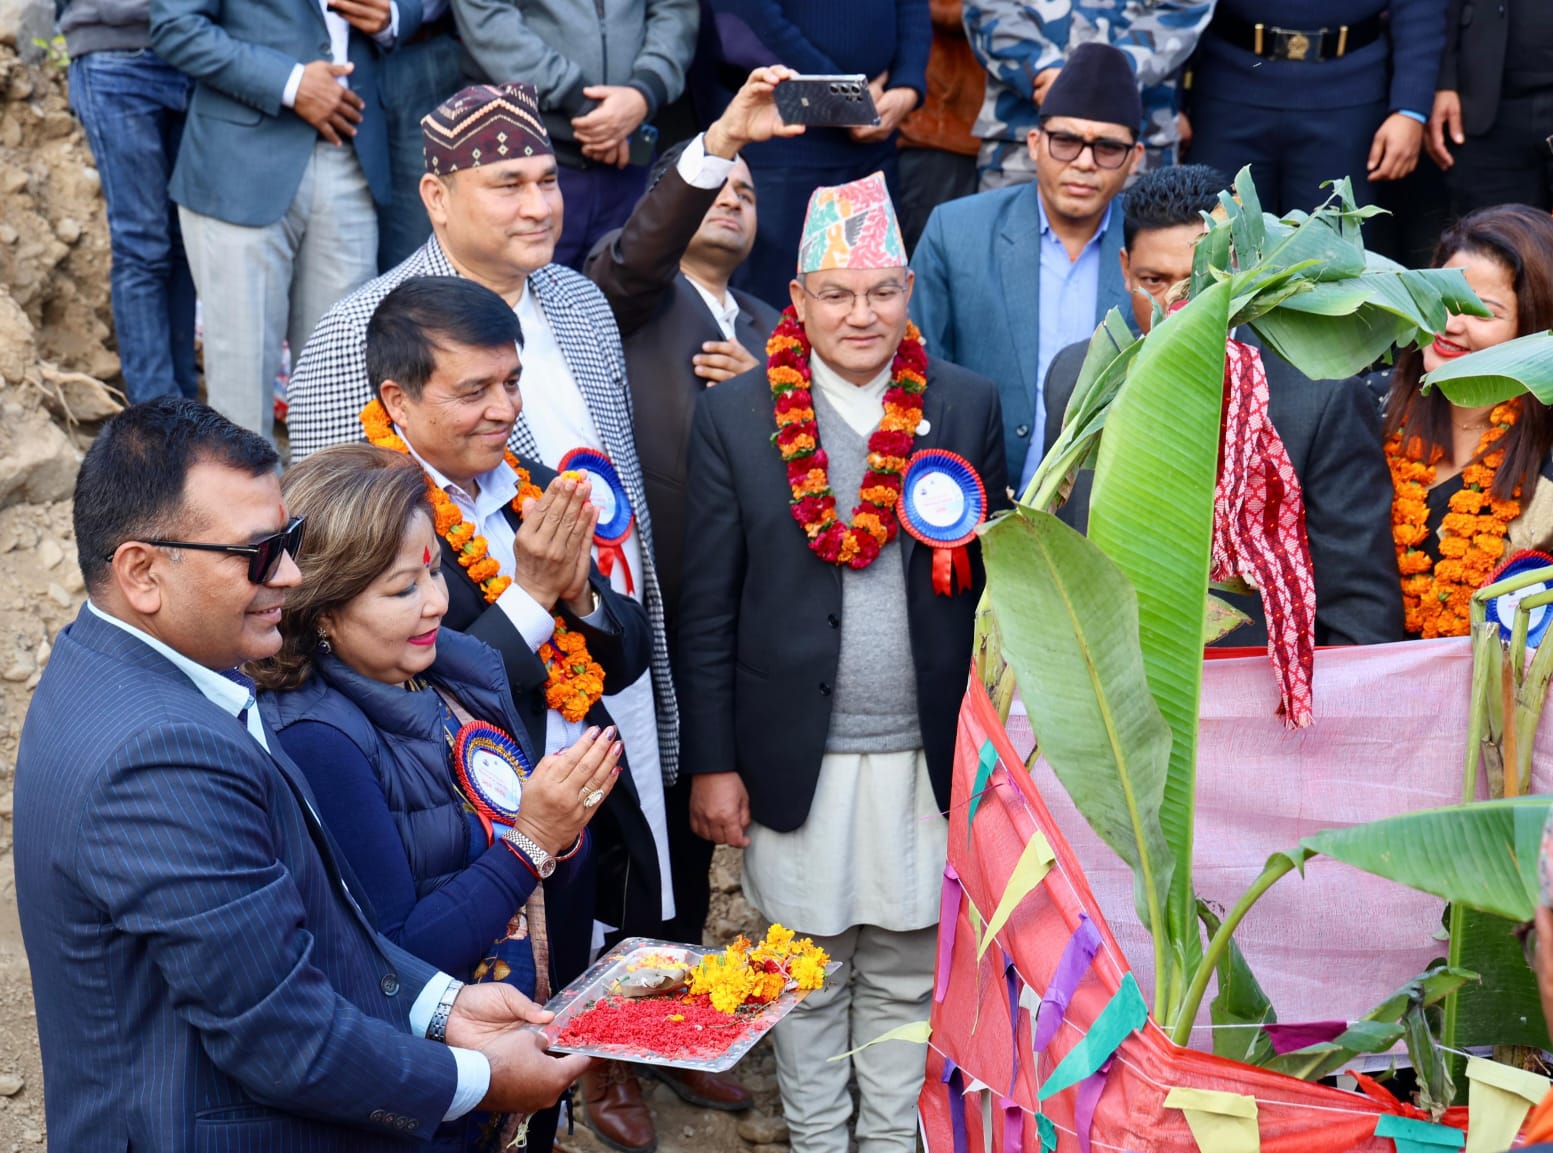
[774,75,882,128]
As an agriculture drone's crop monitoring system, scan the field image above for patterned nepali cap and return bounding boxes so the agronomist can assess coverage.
[796,172,906,274]
[422,83,552,176]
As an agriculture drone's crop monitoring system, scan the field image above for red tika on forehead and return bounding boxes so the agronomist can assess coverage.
[423,546,432,565]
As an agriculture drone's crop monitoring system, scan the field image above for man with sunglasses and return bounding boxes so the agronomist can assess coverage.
[14,398,592,1152]
[910,42,1140,495]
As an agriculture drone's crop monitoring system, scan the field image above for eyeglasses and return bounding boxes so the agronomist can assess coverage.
[114,515,307,584]
[1515,919,1539,969]
[799,281,908,313]
[1042,129,1135,170]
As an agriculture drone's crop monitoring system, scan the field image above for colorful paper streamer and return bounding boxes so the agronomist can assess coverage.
[1261,1020,1348,1055]
[977,830,1055,959]
[936,865,963,1003]
[1038,972,1147,1101]
[967,740,999,840]
[1074,1058,1113,1153]
[1164,1087,1261,1153]
[1004,953,1021,1097]
[1036,1112,1056,1152]
[1001,1098,1024,1153]
[1464,1055,1551,1153]
[944,1059,968,1153]
[826,1019,931,1062]
[1374,1113,1465,1153]
[1033,915,1101,1053]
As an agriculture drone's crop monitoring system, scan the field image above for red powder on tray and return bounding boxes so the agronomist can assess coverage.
[556,994,753,1059]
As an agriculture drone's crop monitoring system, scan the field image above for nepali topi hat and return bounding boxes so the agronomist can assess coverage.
[422,83,552,176]
[1039,41,1142,135]
[796,172,906,274]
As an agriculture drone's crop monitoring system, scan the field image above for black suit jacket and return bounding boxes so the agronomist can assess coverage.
[676,358,1009,832]
[1437,0,1510,135]
[436,454,664,935]
[1042,335,1404,648]
[585,165,781,637]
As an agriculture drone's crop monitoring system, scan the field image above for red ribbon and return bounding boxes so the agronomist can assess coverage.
[596,539,634,595]
[931,545,973,596]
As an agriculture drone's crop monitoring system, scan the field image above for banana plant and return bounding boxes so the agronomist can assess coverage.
[982,167,1553,1067]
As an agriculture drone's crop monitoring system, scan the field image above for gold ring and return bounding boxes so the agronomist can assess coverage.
[582,789,605,809]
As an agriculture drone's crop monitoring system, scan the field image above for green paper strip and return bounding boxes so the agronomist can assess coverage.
[825,1019,932,1062]
[977,830,1056,959]
[1375,1113,1465,1153]
[967,740,1000,843]
[1038,972,1147,1101]
[1037,1113,1056,1152]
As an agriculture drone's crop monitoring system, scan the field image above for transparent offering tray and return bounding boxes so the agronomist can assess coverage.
[542,936,839,1072]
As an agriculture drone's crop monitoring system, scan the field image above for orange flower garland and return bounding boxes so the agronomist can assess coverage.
[361,399,605,720]
[1386,401,1522,638]
[768,307,928,569]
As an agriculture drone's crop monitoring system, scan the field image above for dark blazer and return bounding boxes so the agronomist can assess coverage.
[677,357,1009,832]
[151,0,420,225]
[911,182,1130,481]
[1436,0,1510,135]
[14,605,458,1152]
[435,454,664,936]
[584,164,781,634]
[1041,335,1405,647]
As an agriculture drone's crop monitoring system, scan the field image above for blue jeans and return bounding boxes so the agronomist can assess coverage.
[553,161,648,270]
[378,32,466,271]
[68,49,198,403]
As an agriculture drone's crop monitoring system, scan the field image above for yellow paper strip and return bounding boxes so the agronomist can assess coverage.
[1465,1057,1550,1153]
[826,1019,932,1062]
[977,831,1056,959]
[1164,1086,1261,1153]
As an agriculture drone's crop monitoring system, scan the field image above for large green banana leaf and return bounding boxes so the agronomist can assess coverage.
[1301,797,1552,923]
[1196,901,1276,1065]
[979,507,1174,1004]
[1422,331,1553,408]
[1086,277,1232,1024]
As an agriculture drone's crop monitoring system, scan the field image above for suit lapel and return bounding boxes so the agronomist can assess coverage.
[1096,203,1127,325]
[898,384,955,576]
[998,189,1043,429]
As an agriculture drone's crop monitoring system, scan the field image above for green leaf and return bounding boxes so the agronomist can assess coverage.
[1452,907,1547,1051]
[1250,305,1417,381]
[979,507,1173,997]
[1196,900,1276,1065]
[1422,331,1553,409]
[1302,797,1552,922]
[1087,277,1233,1022]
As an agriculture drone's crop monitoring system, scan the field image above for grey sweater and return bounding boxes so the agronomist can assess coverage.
[57,0,151,57]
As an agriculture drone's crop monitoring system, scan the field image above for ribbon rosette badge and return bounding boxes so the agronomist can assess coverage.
[897,449,987,596]
[558,447,635,594]
[1486,549,1553,648]
[453,721,534,835]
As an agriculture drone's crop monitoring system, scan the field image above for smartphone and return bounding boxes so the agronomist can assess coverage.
[774,75,882,128]
[628,123,659,166]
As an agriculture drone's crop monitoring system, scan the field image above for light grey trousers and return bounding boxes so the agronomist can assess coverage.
[180,140,378,441]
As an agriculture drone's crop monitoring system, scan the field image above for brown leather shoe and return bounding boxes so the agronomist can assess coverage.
[647,1066,754,1111]
[580,1061,657,1153]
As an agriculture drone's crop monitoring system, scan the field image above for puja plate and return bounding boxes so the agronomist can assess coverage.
[542,936,840,1072]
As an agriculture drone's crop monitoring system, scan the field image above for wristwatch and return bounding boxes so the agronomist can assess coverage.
[428,979,462,1044]
[502,827,557,878]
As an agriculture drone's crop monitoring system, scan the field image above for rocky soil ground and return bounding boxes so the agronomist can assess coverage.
[0,35,793,1153]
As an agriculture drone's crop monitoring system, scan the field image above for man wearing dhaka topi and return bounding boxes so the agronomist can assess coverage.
[676,173,1008,1153]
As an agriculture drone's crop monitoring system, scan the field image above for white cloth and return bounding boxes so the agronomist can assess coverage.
[281,2,400,107]
[809,353,890,438]
[742,749,945,937]
[84,602,490,1119]
[514,290,674,923]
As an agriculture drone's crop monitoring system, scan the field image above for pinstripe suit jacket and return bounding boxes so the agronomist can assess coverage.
[15,606,460,1152]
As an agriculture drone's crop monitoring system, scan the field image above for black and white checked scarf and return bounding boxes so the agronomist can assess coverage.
[286,238,680,784]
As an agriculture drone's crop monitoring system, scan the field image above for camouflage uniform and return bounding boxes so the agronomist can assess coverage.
[965,0,1216,187]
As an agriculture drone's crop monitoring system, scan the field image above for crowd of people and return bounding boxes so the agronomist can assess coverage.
[16,0,1553,1150]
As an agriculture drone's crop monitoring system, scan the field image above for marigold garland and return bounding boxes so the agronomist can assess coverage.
[768,307,928,569]
[1386,401,1522,638]
[361,399,605,720]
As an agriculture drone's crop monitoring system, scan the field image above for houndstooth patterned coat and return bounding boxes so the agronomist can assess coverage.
[285,237,679,785]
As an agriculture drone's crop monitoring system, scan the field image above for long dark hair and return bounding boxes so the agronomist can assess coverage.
[1383,205,1553,501]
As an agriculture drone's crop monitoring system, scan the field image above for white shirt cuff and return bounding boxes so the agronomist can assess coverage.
[497,584,559,651]
[282,63,304,109]
[410,972,456,1035]
[373,1,400,46]
[677,133,736,190]
[444,1048,493,1121]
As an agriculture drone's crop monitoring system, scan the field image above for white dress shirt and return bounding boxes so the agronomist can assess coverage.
[85,601,490,1121]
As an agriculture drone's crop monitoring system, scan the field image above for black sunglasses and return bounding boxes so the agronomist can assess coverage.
[1042,129,1134,170]
[113,515,307,584]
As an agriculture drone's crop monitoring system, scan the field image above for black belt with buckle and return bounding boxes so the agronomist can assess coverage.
[1210,12,1383,61]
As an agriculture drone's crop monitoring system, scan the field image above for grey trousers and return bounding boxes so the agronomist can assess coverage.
[770,923,937,1153]
[180,140,378,441]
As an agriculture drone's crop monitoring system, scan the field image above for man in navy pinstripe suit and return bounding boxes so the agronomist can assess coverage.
[14,399,590,1152]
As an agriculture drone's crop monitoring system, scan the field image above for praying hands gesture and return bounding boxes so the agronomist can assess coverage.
[514,474,599,616]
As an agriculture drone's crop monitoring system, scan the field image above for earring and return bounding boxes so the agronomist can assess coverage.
[317,627,332,654]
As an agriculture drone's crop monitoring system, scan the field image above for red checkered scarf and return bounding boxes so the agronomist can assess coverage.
[1211,339,1317,728]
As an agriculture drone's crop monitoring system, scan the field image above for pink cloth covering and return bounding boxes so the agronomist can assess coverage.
[1006,637,1553,1044]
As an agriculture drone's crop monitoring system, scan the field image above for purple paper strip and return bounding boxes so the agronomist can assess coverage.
[1001,1098,1023,1153]
[936,866,963,1004]
[1074,1057,1113,1153]
[1263,1020,1349,1054]
[1033,914,1101,1054]
[944,1059,968,1153]
[1004,953,1021,1098]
